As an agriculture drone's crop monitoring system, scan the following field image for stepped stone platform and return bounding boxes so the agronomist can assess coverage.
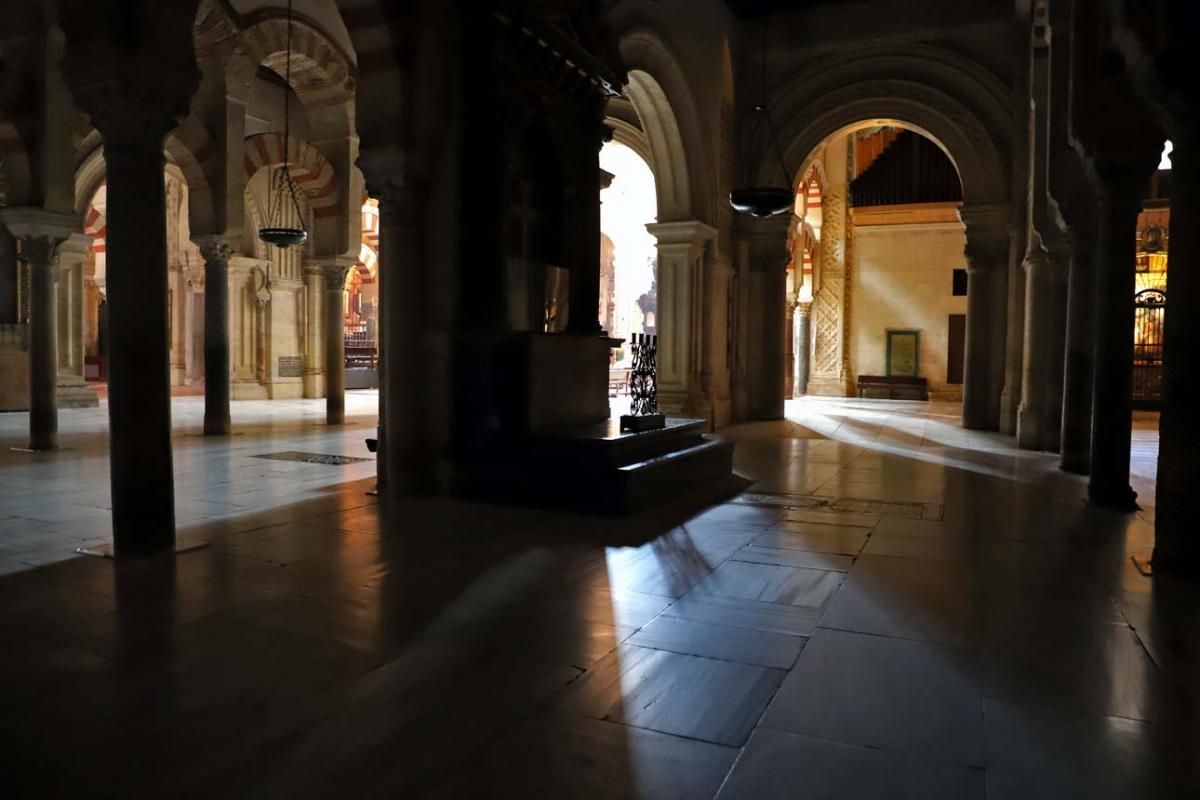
[465,417,737,514]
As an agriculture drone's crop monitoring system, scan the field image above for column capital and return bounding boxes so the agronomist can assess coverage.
[193,234,238,267]
[645,219,717,249]
[59,1,201,151]
[358,146,408,205]
[312,255,358,288]
[57,233,95,270]
[0,208,80,266]
[960,205,1012,273]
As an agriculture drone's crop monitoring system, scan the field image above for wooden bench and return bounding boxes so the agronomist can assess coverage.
[856,375,929,400]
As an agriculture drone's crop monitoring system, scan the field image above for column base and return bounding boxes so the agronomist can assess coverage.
[56,378,100,408]
[203,416,231,436]
[1086,481,1138,512]
[1150,536,1200,577]
[1059,451,1090,476]
[1016,405,1043,450]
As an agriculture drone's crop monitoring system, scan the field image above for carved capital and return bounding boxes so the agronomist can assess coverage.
[358,146,407,207]
[59,0,202,150]
[193,235,237,268]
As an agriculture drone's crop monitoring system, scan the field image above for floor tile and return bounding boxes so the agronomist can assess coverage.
[660,592,822,637]
[731,544,855,572]
[717,728,986,800]
[819,554,979,646]
[752,526,870,556]
[761,628,984,767]
[559,644,786,746]
[425,714,738,800]
[627,615,805,669]
[693,560,843,608]
[983,698,1199,800]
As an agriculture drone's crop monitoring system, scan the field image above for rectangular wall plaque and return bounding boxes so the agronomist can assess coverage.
[886,330,921,377]
[278,355,303,378]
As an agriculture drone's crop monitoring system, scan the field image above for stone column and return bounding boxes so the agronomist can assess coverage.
[0,209,78,450]
[362,150,429,495]
[796,301,812,396]
[61,0,201,554]
[302,263,325,398]
[103,133,178,550]
[784,299,796,400]
[646,220,717,417]
[1087,157,1153,510]
[323,258,354,425]
[1059,224,1097,473]
[960,206,1011,430]
[742,214,792,420]
[194,236,234,435]
[1155,140,1200,568]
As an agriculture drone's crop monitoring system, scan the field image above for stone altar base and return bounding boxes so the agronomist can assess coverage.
[463,416,736,515]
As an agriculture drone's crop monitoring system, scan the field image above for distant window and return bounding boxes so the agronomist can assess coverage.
[952,269,968,296]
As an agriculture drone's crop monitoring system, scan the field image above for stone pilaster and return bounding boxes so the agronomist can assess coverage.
[55,233,99,408]
[645,220,717,418]
[194,235,236,435]
[960,205,1012,431]
[1016,227,1055,450]
[302,262,325,398]
[808,137,852,396]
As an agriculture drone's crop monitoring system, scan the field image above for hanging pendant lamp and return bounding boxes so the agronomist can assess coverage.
[258,0,309,248]
[730,21,794,218]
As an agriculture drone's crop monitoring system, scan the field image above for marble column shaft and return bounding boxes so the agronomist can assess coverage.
[196,236,234,435]
[302,265,324,398]
[26,239,61,450]
[0,210,78,450]
[104,140,177,551]
[744,215,791,421]
[796,302,812,396]
[324,262,351,425]
[1087,161,1148,510]
[1154,143,1200,566]
[1042,250,1069,454]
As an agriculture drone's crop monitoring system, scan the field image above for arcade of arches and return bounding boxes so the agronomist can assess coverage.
[2,1,1200,795]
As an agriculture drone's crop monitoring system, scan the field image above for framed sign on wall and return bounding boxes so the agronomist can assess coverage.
[886,329,921,377]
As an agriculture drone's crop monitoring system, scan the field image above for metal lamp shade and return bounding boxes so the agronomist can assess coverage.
[729,187,793,218]
[258,227,309,248]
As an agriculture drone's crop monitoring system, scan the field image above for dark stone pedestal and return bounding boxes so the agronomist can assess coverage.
[620,413,666,433]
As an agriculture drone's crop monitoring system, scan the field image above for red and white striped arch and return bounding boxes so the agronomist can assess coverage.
[84,205,106,254]
[243,132,340,221]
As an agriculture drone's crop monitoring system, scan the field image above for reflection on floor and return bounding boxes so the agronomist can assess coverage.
[1,396,1196,798]
[0,392,378,574]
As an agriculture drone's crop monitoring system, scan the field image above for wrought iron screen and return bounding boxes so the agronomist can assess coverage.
[629,333,659,416]
[1133,288,1166,409]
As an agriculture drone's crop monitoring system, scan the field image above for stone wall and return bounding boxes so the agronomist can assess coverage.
[850,221,968,398]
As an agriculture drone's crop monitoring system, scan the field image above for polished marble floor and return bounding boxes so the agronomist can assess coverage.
[1,395,1196,798]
